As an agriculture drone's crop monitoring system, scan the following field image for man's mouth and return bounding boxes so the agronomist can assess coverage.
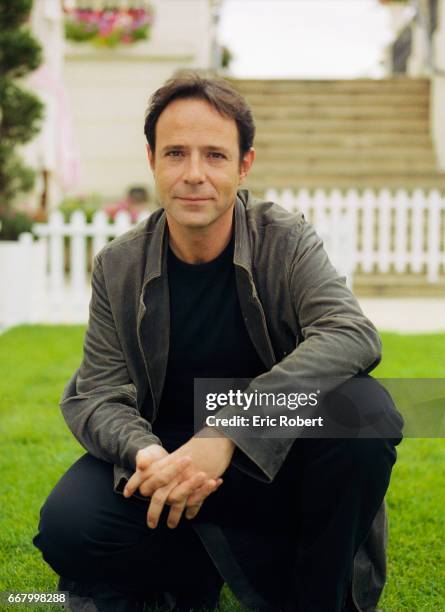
[176,197,211,201]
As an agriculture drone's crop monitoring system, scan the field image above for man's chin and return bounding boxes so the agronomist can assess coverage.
[169,210,214,229]
[181,218,213,230]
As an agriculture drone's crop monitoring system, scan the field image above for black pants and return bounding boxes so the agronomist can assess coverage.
[34,376,402,611]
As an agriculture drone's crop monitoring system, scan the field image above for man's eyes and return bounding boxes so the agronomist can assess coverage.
[165,151,226,159]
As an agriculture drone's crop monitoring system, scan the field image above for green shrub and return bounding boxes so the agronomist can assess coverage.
[58,194,103,223]
[0,0,44,225]
[0,208,34,240]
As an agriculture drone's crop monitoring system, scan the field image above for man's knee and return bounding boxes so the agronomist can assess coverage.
[33,486,90,578]
[294,433,399,488]
[322,374,404,441]
[33,455,120,579]
[345,436,398,476]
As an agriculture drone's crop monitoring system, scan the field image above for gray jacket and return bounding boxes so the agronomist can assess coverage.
[61,189,387,611]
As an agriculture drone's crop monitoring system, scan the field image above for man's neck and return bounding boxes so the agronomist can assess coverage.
[166,209,234,264]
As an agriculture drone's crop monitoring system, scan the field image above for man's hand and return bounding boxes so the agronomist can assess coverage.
[135,430,235,496]
[124,444,215,528]
[124,430,235,528]
[126,444,191,493]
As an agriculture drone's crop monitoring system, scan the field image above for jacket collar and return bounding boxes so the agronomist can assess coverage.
[142,189,253,283]
[142,211,168,284]
[233,188,253,273]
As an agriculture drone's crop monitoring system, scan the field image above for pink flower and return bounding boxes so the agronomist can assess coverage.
[66,6,154,46]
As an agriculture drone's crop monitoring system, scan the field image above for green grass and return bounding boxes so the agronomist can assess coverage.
[0,326,444,611]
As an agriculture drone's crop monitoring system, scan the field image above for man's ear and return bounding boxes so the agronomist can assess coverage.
[146,144,155,171]
[239,148,256,184]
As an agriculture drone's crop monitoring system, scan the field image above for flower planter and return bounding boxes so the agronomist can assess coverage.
[64,6,154,48]
[0,233,47,329]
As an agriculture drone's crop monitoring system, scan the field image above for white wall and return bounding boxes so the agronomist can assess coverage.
[149,0,213,68]
[62,0,215,201]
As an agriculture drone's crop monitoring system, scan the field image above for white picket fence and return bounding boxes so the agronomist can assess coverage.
[266,188,445,284]
[29,210,149,323]
[2,188,444,326]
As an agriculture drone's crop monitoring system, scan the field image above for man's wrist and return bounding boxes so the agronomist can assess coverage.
[199,426,236,453]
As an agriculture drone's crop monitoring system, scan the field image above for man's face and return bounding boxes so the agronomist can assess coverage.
[146,97,254,231]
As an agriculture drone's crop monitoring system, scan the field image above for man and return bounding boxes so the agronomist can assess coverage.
[33,73,402,612]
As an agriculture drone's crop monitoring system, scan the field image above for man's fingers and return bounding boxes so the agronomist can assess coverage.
[166,472,207,505]
[186,477,223,507]
[136,445,166,470]
[124,456,191,498]
[185,502,203,520]
[184,475,224,520]
[146,482,176,529]
[123,470,144,498]
[166,499,187,529]
[138,456,192,497]
[146,473,214,530]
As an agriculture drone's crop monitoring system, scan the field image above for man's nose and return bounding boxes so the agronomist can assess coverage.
[183,154,205,184]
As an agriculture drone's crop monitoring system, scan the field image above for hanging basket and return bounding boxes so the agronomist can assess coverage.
[63,5,155,48]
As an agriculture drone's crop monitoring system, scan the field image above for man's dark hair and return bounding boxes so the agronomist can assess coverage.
[144,72,255,161]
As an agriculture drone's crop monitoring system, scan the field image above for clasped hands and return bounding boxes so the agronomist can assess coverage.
[123,428,235,529]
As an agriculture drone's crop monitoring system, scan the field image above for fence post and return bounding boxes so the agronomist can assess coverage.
[328,190,342,262]
[343,189,359,288]
[411,188,425,273]
[92,210,109,257]
[426,190,441,282]
[115,210,133,235]
[362,189,375,273]
[70,210,88,311]
[295,188,311,219]
[312,189,329,240]
[281,188,296,213]
[265,188,279,205]
[394,189,409,273]
[376,189,392,273]
[47,211,66,321]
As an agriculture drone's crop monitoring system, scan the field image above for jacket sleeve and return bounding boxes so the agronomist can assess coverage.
[215,220,382,482]
[60,254,161,471]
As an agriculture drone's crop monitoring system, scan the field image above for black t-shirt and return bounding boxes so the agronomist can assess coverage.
[151,235,266,447]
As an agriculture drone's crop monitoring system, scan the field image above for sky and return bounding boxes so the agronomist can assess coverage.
[218,0,402,79]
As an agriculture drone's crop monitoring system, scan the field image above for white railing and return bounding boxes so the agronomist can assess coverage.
[266,188,445,284]
[6,188,444,325]
[32,210,149,323]
[35,209,146,289]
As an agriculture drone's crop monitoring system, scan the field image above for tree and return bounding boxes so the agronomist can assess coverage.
[0,0,44,213]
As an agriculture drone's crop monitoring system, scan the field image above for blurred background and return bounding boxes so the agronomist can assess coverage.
[1,0,444,329]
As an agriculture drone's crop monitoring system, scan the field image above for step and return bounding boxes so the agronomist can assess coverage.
[250,160,438,174]
[231,78,430,95]
[254,118,429,132]
[252,106,429,120]
[243,93,429,107]
[253,133,433,148]
[245,175,445,192]
[353,274,445,298]
[247,170,445,181]
[251,150,436,162]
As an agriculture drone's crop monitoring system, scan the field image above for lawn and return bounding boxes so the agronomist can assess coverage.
[0,326,444,611]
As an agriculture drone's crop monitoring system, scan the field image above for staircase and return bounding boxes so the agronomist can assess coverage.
[230,78,445,195]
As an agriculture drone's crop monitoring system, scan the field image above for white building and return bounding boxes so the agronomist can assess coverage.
[26,0,222,207]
